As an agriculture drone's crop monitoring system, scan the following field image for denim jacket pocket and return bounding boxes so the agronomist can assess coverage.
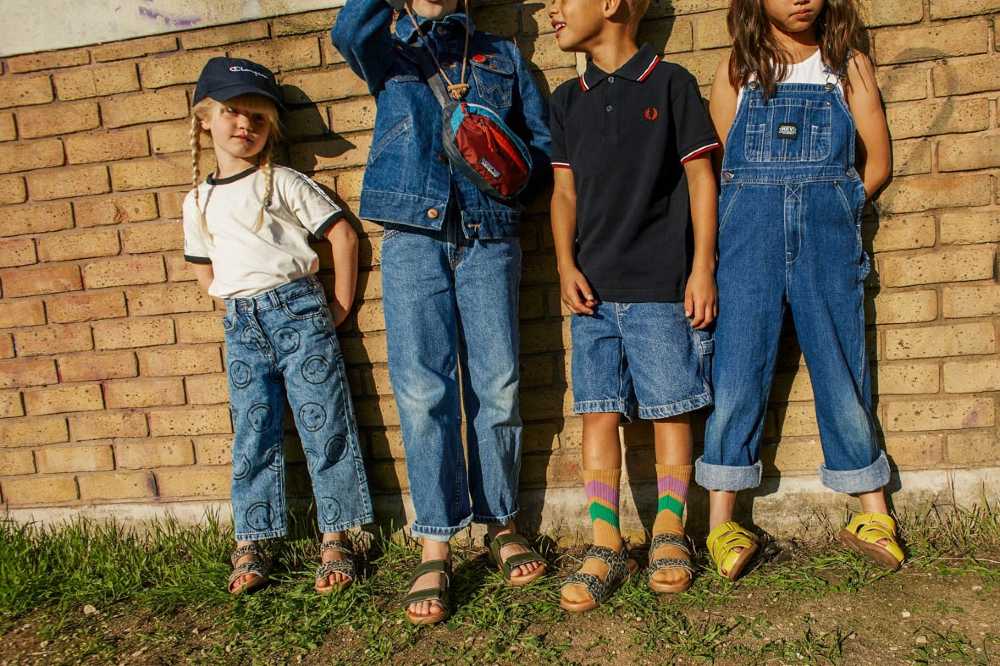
[470,55,514,109]
[368,117,412,166]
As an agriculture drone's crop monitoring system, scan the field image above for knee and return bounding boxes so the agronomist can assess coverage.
[582,412,622,431]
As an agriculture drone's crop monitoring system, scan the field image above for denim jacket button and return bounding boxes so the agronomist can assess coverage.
[427,208,440,219]
[436,151,447,163]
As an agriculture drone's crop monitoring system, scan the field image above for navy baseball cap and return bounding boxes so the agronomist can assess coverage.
[193,57,285,110]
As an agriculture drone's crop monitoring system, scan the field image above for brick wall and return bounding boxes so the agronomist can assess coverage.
[0,1,997,523]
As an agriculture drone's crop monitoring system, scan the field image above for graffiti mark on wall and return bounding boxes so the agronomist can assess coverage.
[138,0,202,28]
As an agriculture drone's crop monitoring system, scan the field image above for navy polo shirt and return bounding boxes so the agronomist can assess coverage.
[550,43,719,302]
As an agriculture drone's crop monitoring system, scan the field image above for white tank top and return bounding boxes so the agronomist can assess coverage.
[736,49,842,107]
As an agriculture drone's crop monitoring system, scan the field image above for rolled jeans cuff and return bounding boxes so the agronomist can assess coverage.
[694,455,763,491]
[819,451,890,494]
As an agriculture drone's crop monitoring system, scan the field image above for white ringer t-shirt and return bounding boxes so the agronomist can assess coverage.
[183,165,343,299]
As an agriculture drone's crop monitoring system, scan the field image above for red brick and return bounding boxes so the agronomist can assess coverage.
[121,222,184,254]
[82,255,166,289]
[92,318,175,350]
[0,75,53,109]
[24,384,103,415]
[7,49,89,74]
[65,128,149,164]
[53,62,139,100]
[0,449,34,475]
[57,350,136,382]
[185,373,228,405]
[105,377,185,408]
[77,470,156,500]
[1,475,77,505]
[74,192,158,228]
[138,345,221,377]
[0,301,45,328]
[35,443,114,473]
[0,264,81,297]
[0,390,24,418]
[27,164,109,201]
[36,228,119,262]
[0,238,36,268]
[45,290,126,323]
[115,437,195,468]
[0,358,57,388]
[69,410,148,440]
[148,406,231,437]
[14,322,92,356]
[92,35,178,62]
[17,101,100,139]
[0,201,73,238]
[101,89,189,129]
[0,415,67,446]
[155,466,230,498]
[0,175,27,205]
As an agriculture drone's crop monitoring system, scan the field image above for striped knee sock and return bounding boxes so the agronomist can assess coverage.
[583,468,622,549]
[653,464,692,536]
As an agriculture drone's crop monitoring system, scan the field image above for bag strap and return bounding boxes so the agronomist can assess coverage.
[403,0,471,101]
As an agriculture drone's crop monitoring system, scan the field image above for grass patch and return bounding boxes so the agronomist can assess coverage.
[1,499,998,664]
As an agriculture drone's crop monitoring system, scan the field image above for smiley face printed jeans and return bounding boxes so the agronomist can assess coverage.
[224,275,373,541]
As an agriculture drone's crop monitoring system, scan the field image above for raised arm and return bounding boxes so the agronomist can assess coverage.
[331,0,396,94]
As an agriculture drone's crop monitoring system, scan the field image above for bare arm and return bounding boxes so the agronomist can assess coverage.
[191,264,214,293]
[683,156,719,329]
[550,168,596,315]
[846,53,890,198]
[324,219,359,327]
[708,53,739,173]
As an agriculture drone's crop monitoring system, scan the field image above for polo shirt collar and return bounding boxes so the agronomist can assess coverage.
[579,42,661,91]
[395,11,475,44]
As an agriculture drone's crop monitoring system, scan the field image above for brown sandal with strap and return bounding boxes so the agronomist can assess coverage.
[647,532,695,594]
[228,542,270,595]
[486,532,548,587]
[315,538,357,594]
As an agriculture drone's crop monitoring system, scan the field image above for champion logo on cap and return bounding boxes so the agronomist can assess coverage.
[228,65,269,80]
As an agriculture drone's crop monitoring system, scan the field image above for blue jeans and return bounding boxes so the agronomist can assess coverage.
[697,81,890,495]
[381,220,522,541]
[571,301,712,420]
[224,276,373,541]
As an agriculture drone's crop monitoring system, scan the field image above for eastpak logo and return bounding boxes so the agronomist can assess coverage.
[777,123,799,139]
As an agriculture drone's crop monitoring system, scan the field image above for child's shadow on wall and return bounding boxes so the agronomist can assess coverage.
[273,86,410,539]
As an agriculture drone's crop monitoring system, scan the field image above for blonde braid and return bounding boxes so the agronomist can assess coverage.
[189,114,212,245]
[253,141,275,233]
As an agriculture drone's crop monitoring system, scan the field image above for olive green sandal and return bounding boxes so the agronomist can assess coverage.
[838,512,904,571]
[706,521,759,581]
[315,539,357,594]
[560,544,638,613]
[647,532,695,594]
[228,543,270,595]
[486,532,548,587]
[402,559,451,625]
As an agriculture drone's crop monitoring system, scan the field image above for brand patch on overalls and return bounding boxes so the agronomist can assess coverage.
[777,123,799,139]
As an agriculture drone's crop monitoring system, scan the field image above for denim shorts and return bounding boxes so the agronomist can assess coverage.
[571,301,713,420]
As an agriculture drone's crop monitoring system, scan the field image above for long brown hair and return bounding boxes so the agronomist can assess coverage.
[727,0,870,99]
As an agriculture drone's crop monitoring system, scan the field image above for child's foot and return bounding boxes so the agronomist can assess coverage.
[229,541,269,594]
[560,542,636,612]
[486,523,546,585]
[706,521,758,581]
[314,532,356,594]
[838,513,904,570]
[647,532,694,593]
[405,540,450,623]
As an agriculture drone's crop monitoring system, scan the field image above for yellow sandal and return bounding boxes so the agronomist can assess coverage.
[838,512,904,570]
[706,521,758,581]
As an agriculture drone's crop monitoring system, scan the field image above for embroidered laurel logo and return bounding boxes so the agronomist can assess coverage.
[643,106,659,121]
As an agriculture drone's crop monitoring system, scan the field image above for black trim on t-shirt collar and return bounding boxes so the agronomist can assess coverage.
[580,42,661,91]
[207,165,259,185]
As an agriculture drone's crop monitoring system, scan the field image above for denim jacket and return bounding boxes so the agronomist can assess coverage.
[331,0,551,238]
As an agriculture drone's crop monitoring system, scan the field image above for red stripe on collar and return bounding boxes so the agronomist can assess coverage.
[637,55,660,82]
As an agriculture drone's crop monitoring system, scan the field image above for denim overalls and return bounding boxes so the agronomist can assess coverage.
[225,277,373,540]
[696,77,890,494]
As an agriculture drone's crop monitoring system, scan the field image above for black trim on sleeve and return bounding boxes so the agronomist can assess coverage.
[184,255,212,264]
[312,211,346,240]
